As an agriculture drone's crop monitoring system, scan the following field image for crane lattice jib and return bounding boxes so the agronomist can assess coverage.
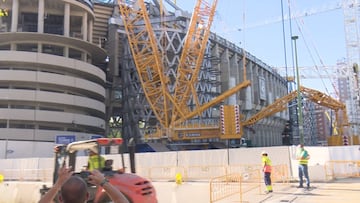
[300,86,346,111]
[118,0,171,127]
[242,91,298,126]
[171,0,218,123]
[300,86,349,135]
[242,86,349,132]
[174,80,251,126]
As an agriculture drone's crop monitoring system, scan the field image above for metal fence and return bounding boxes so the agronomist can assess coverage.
[209,169,262,203]
[1,161,359,184]
[324,160,360,180]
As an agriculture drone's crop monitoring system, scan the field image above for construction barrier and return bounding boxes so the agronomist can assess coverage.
[0,164,289,184]
[271,164,290,183]
[147,166,186,181]
[0,146,358,182]
[185,165,227,181]
[209,169,261,203]
[227,164,261,174]
[324,160,360,180]
[0,168,52,182]
[209,173,241,203]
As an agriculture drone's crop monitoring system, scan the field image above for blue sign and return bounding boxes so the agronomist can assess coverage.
[91,135,103,139]
[56,135,76,145]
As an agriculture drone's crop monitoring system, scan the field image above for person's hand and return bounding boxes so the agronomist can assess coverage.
[55,165,73,187]
[88,169,106,186]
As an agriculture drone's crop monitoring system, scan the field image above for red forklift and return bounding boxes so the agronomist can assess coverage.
[40,137,157,203]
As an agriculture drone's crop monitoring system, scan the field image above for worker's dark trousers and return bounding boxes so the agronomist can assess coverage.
[264,172,271,186]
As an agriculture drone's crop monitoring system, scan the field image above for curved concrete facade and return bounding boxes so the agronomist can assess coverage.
[208,34,288,147]
[0,0,107,142]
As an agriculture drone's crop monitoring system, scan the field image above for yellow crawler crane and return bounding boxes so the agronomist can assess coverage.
[242,86,350,146]
[170,0,218,123]
[118,0,251,141]
[118,0,172,128]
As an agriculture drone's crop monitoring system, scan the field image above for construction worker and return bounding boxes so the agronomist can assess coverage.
[296,144,311,189]
[87,147,105,171]
[261,151,273,193]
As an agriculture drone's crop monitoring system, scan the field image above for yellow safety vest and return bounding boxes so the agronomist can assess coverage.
[88,155,105,171]
[297,149,309,165]
[262,156,272,172]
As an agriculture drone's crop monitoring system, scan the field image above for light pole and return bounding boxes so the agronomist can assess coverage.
[291,35,304,144]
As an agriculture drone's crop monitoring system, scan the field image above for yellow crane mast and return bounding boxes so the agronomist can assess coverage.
[118,0,251,141]
[171,0,218,124]
[118,0,172,128]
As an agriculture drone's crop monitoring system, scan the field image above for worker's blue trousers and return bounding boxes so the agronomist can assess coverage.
[298,164,310,187]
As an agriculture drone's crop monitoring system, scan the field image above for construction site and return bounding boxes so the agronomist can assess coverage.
[0,0,360,202]
[104,0,359,150]
[0,0,359,157]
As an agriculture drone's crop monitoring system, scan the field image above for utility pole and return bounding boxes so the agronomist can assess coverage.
[292,35,304,144]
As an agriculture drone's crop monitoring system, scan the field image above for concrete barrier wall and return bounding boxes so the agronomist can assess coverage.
[1,145,360,203]
[1,145,359,183]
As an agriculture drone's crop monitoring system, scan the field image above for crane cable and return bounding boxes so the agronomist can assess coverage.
[281,0,289,92]
[289,0,340,98]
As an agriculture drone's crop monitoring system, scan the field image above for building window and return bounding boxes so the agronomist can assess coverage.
[20,12,38,32]
[42,44,64,56]
[69,48,82,60]
[10,105,35,109]
[0,120,6,128]
[39,125,63,131]
[44,14,64,35]
[39,106,64,112]
[0,44,10,50]
[9,122,35,129]
[70,16,82,39]
[17,43,37,52]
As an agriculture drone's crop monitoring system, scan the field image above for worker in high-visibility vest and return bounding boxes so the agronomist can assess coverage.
[296,144,311,189]
[261,151,273,193]
[87,147,105,171]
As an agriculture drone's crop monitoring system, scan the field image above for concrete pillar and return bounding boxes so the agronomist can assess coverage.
[88,19,93,43]
[229,54,239,104]
[38,0,44,33]
[244,62,253,110]
[211,43,221,93]
[11,0,19,32]
[82,12,88,41]
[230,54,239,83]
[220,49,230,98]
[63,3,70,58]
[228,77,236,105]
[64,3,70,37]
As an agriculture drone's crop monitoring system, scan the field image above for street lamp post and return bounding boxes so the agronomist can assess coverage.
[291,35,304,144]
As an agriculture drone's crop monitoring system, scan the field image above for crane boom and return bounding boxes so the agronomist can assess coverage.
[171,0,218,123]
[242,86,349,145]
[118,0,172,128]
[119,0,250,141]
[242,91,297,127]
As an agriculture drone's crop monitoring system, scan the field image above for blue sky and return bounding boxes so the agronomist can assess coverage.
[173,0,346,95]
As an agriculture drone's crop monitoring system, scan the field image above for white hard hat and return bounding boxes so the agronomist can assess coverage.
[261,151,267,155]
